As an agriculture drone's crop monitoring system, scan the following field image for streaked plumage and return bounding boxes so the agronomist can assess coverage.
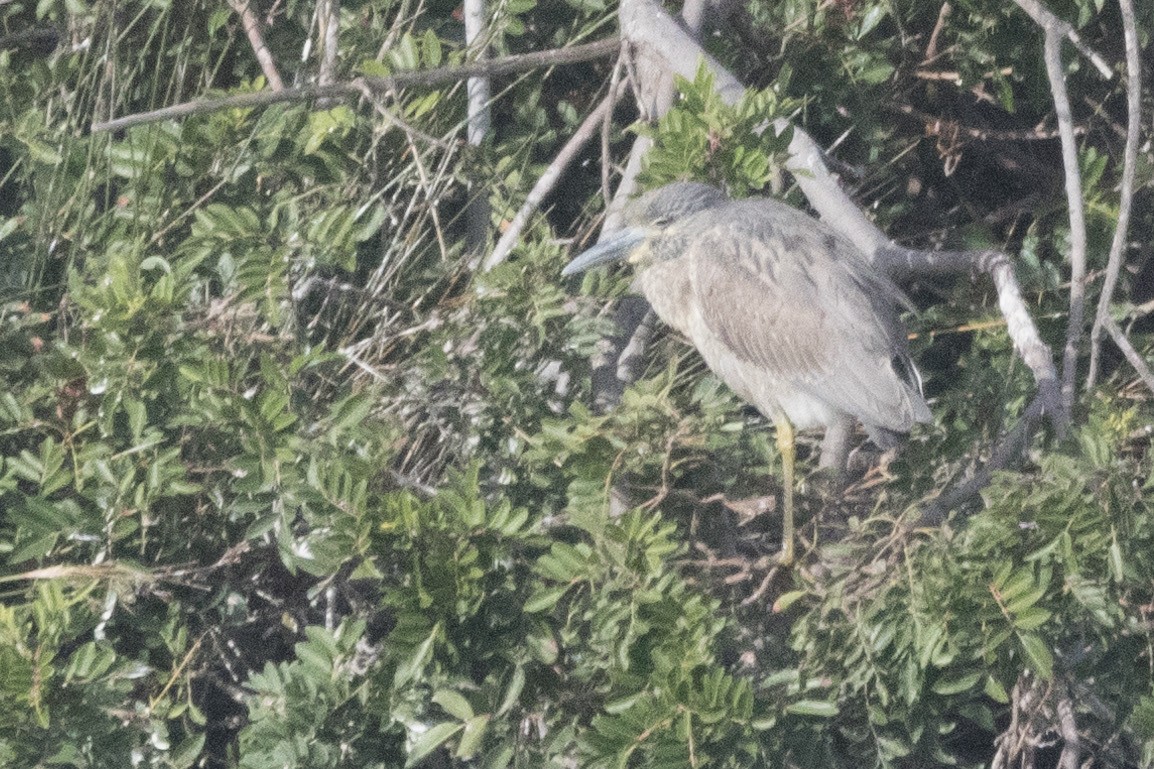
[563,182,931,563]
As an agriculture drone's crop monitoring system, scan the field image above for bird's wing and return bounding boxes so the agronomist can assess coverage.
[687,206,929,432]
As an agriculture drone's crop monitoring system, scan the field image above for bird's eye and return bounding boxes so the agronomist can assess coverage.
[652,216,672,227]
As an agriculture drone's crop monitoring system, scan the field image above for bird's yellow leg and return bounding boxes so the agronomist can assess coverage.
[776,418,796,565]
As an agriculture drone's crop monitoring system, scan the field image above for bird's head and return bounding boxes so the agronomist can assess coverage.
[561,182,728,276]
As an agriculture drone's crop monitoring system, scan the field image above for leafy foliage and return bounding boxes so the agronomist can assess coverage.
[641,63,800,196]
[0,0,1151,766]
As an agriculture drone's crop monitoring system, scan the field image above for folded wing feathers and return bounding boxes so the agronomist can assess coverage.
[684,201,930,433]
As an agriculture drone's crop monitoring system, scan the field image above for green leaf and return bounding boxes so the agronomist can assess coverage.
[772,589,807,612]
[524,584,570,613]
[1012,607,1052,631]
[169,733,205,769]
[604,693,643,714]
[405,722,463,768]
[984,676,1011,704]
[433,689,475,721]
[64,640,116,683]
[395,622,439,686]
[455,714,490,758]
[421,29,442,67]
[786,700,839,717]
[1018,633,1054,679]
[856,4,887,38]
[496,666,524,716]
[931,671,981,696]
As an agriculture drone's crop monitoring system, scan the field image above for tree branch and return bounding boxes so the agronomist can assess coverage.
[229,0,286,91]
[464,0,492,147]
[586,0,709,414]
[91,38,620,133]
[1103,317,1154,395]
[1087,0,1142,387]
[1040,27,1088,431]
[1011,0,1113,79]
[317,0,340,87]
[464,0,493,257]
[482,88,623,272]
[920,393,1047,524]
[1056,693,1082,769]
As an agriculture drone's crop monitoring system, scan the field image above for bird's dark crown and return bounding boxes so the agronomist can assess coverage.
[623,182,730,228]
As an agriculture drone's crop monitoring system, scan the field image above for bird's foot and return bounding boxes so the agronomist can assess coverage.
[738,551,793,605]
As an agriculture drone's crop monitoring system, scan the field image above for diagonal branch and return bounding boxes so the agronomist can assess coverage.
[482,86,625,272]
[1103,317,1154,395]
[1087,0,1142,388]
[586,0,710,416]
[229,0,286,91]
[1011,0,1113,78]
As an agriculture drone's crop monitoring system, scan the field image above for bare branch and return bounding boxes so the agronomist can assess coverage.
[922,2,951,63]
[464,0,492,146]
[1056,694,1082,769]
[588,0,708,412]
[1012,0,1113,79]
[91,38,620,133]
[1040,27,1089,428]
[920,393,1047,524]
[616,309,659,391]
[1087,0,1142,387]
[880,248,1063,425]
[317,0,340,87]
[1103,317,1154,395]
[228,0,286,91]
[464,0,492,256]
[890,102,1087,142]
[483,90,622,271]
[601,55,626,204]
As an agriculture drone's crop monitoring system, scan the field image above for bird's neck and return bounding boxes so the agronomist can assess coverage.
[635,259,696,339]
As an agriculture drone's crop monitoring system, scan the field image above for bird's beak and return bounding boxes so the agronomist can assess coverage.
[561,227,646,276]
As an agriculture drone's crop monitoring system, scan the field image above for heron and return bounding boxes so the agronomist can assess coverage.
[562,182,931,564]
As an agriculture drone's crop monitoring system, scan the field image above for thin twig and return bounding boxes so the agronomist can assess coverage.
[356,81,452,147]
[483,90,622,271]
[228,0,286,91]
[1103,317,1154,395]
[317,0,339,86]
[913,66,1012,82]
[1087,0,1142,387]
[920,391,1048,524]
[602,53,626,206]
[922,2,951,62]
[1012,0,1113,79]
[91,38,620,133]
[890,102,1085,142]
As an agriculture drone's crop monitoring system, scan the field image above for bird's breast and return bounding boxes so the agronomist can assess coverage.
[635,260,838,431]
